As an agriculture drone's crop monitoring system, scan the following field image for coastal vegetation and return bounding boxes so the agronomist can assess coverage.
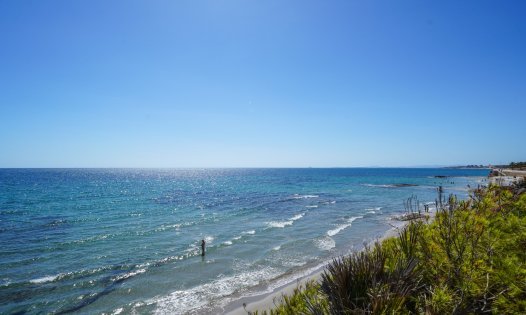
[253,182,526,314]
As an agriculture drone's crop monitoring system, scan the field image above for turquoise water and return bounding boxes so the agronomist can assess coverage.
[0,168,489,314]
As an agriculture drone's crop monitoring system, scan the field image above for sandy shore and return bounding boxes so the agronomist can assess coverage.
[500,169,526,177]
[223,221,408,315]
[489,168,526,186]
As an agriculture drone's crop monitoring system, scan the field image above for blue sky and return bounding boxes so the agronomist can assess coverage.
[1,1,525,167]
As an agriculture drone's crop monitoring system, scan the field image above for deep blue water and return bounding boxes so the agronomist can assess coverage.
[0,168,489,314]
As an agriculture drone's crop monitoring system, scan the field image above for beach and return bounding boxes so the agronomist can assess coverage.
[489,168,526,186]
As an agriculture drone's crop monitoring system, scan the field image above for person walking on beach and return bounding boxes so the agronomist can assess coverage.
[201,239,206,256]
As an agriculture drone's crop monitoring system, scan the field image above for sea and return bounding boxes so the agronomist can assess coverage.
[0,168,489,314]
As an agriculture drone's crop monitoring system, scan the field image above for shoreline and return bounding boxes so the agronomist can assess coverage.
[223,171,513,314]
[222,220,411,315]
[489,168,526,186]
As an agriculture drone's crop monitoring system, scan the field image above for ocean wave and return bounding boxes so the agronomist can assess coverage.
[17,268,104,288]
[243,230,256,235]
[28,267,120,286]
[327,216,363,237]
[112,269,146,283]
[146,255,185,267]
[266,212,305,229]
[222,241,233,246]
[315,236,335,251]
[290,212,305,221]
[267,221,293,228]
[30,274,61,284]
[305,205,318,208]
[0,278,11,287]
[272,245,281,251]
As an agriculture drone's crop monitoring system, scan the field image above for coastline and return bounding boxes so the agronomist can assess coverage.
[223,170,521,315]
[0,169,486,314]
[222,219,411,315]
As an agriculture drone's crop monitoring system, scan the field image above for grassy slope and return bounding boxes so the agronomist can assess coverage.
[254,184,526,314]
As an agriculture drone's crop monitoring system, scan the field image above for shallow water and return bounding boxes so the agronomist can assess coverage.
[0,168,488,314]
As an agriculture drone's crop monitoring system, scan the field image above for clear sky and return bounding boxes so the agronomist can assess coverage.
[1,1,525,168]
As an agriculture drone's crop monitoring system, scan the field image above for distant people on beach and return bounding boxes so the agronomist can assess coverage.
[201,239,206,256]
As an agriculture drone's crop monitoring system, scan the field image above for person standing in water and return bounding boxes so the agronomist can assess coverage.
[201,239,206,256]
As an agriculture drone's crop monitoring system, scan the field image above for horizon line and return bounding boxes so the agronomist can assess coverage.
[0,165,493,170]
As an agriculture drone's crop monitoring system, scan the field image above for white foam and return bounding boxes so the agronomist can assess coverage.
[149,267,278,314]
[243,230,256,235]
[154,223,182,232]
[290,213,305,221]
[327,225,347,237]
[266,213,304,229]
[152,255,184,266]
[272,245,281,251]
[113,269,146,282]
[112,307,124,315]
[362,184,395,188]
[292,194,319,199]
[222,241,233,246]
[365,207,382,214]
[0,279,11,287]
[327,216,362,237]
[267,221,293,228]
[305,205,318,208]
[204,236,214,243]
[315,236,335,250]
[182,246,200,258]
[30,274,61,284]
